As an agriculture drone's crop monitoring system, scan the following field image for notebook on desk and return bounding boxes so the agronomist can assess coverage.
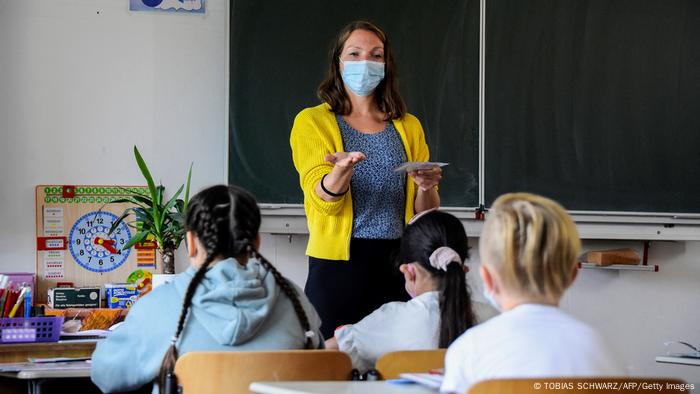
[398,372,444,389]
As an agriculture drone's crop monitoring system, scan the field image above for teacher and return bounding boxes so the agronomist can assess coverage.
[290,20,442,339]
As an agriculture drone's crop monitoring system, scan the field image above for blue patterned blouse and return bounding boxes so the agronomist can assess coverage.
[337,115,407,239]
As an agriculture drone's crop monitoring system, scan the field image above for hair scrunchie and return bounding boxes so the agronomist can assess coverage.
[428,246,462,271]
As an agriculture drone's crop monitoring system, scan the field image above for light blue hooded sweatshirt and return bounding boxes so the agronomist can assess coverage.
[91,258,323,393]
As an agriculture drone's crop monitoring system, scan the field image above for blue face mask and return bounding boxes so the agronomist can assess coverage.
[340,60,385,97]
[483,287,501,312]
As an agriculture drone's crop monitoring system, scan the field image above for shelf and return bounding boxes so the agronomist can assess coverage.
[655,356,700,366]
[577,262,658,272]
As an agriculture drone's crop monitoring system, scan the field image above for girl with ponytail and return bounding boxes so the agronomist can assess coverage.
[324,210,497,372]
[91,185,323,394]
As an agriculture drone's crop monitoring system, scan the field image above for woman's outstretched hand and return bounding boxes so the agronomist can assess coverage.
[325,151,366,169]
[409,167,443,191]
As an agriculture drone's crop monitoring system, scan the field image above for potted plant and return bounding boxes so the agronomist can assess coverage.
[109,146,192,274]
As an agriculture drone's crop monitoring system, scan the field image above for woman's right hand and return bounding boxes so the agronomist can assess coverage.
[324,151,366,169]
[316,152,365,202]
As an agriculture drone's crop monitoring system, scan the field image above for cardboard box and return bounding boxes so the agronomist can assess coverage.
[47,287,100,309]
[104,283,139,309]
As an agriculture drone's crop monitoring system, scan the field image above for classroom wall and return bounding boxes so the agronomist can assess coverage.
[0,0,229,273]
[261,234,700,386]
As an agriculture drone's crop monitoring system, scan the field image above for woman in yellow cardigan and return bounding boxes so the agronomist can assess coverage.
[290,21,442,338]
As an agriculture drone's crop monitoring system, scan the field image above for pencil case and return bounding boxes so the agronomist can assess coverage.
[0,316,64,344]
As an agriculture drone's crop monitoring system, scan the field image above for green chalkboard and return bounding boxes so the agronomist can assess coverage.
[485,0,700,213]
[228,0,480,207]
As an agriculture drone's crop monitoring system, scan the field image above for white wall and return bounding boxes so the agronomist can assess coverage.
[263,234,700,386]
[0,0,228,273]
[562,240,700,385]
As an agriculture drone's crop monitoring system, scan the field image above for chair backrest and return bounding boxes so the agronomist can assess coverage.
[174,350,352,394]
[375,349,447,380]
[468,377,687,394]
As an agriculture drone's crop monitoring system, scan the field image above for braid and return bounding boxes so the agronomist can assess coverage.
[252,248,314,349]
[158,207,221,393]
[155,184,314,393]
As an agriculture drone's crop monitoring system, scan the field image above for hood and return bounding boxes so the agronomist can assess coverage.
[173,257,280,346]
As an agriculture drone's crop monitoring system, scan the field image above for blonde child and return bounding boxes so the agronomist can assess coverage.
[441,193,624,393]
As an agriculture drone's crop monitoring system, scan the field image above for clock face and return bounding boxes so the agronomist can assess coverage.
[68,211,132,273]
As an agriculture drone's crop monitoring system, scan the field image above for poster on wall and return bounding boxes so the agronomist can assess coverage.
[129,0,205,14]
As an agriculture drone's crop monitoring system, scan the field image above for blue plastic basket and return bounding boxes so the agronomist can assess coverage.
[0,316,64,344]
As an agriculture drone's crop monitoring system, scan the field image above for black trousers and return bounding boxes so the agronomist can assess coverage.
[304,238,410,340]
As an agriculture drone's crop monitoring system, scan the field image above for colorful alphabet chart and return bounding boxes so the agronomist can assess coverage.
[35,185,159,304]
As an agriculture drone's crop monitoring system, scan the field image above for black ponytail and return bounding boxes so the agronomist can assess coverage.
[157,185,314,393]
[400,211,477,348]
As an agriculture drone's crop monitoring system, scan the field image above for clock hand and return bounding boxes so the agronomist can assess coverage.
[94,237,118,254]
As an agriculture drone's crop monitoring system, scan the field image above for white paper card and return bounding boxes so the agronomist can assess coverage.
[394,161,449,173]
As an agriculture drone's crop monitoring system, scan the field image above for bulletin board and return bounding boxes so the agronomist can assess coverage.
[35,185,160,304]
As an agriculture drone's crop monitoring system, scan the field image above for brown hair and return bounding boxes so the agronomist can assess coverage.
[317,20,406,120]
[479,193,581,303]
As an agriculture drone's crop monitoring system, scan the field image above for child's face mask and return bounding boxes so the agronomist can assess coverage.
[482,287,501,312]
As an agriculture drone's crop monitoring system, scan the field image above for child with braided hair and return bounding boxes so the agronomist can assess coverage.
[91,185,323,393]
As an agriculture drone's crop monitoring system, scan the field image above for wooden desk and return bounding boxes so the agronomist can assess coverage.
[0,340,98,363]
[249,381,438,394]
[0,341,99,394]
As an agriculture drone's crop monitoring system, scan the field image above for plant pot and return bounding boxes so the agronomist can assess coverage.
[152,273,177,288]
[160,248,176,274]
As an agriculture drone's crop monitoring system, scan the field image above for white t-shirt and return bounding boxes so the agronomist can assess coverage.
[335,291,498,372]
[441,304,624,394]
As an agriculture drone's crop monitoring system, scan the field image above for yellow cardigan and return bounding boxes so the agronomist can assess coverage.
[290,103,430,260]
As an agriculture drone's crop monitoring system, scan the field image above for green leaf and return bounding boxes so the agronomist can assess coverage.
[133,146,157,203]
[110,197,135,205]
[132,208,156,229]
[175,199,185,213]
[122,230,149,250]
[109,197,149,210]
[128,194,154,208]
[108,211,131,235]
[156,185,165,207]
[134,146,162,228]
[162,184,183,216]
[183,162,193,215]
[170,212,185,227]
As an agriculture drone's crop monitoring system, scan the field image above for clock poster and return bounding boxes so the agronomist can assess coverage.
[35,185,160,304]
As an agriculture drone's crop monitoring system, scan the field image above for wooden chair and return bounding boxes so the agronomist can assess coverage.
[375,349,447,379]
[174,350,352,394]
[468,377,688,394]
